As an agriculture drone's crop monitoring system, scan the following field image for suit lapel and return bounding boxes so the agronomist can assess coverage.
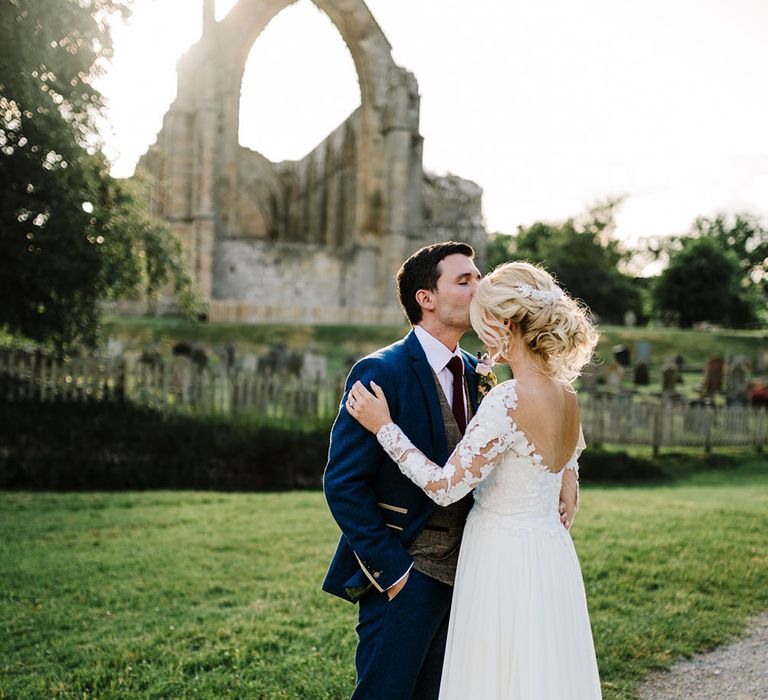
[463,352,479,413]
[406,331,447,457]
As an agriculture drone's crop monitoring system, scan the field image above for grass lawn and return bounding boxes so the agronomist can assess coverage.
[1,455,767,699]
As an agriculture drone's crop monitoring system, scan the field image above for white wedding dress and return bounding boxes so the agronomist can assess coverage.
[376,380,602,699]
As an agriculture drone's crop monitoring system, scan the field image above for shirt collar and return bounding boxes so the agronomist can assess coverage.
[414,325,464,376]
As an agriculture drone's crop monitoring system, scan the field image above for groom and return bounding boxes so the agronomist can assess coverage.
[323,241,577,699]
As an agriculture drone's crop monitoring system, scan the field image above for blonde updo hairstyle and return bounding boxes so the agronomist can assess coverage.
[470,261,598,384]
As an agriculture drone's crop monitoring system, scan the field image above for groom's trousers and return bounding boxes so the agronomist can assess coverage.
[351,569,453,700]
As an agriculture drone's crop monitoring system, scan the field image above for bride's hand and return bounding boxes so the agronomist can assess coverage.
[559,468,579,529]
[346,380,392,434]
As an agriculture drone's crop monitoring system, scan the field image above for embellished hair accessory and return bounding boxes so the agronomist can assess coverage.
[515,282,564,304]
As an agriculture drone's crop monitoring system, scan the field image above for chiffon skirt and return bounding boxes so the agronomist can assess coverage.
[438,515,602,699]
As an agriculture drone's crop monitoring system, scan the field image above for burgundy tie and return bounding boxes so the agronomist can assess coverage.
[447,356,467,435]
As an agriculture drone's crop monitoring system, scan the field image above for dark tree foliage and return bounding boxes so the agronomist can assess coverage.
[643,212,766,328]
[0,0,196,350]
[653,237,760,328]
[487,199,644,324]
[690,213,768,298]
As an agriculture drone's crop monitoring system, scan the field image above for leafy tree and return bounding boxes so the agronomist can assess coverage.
[0,0,196,350]
[487,199,645,324]
[691,213,767,295]
[636,212,767,296]
[485,231,517,272]
[653,237,760,328]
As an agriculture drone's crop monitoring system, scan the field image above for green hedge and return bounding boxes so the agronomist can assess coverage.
[0,399,330,491]
[0,398,727,491]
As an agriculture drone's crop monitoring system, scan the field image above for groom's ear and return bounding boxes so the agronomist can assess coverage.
[415,288,436,313]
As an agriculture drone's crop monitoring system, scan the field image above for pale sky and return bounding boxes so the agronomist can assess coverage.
[98,0,768,248]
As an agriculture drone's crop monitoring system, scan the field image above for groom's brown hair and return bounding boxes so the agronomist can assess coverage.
[396,241,475,325]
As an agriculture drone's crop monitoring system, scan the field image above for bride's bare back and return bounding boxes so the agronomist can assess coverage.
[510,376,581,474]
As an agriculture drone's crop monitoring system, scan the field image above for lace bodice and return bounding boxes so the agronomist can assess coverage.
[376,380,585,528]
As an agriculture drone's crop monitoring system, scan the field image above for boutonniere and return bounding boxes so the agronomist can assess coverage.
[475,352,498,401]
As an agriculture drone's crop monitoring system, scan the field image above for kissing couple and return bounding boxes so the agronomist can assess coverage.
[323,242,602,699]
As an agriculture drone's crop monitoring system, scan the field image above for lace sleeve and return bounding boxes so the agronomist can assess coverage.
[564,426,586,474]
[376,382,531,506]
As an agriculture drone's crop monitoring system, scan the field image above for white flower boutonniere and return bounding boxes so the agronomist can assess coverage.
[475,352,498,401]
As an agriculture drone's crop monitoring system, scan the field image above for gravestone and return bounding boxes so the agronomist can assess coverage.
[757,349,768,373]
[215,344,236,370]
[606,361,623,391]
[662,365,678,394]
[170,356,194,404]
[635,341,652,364]
[172,341,208,369]
[634,362,650,386]
[704,357,724,394]
[674,353,685,384]
[301,351,327,381]
[240,354,258,372]
[725,357,750,405]
[623,310,637,327]
[259,344,290,373]
[749,383,768,407]
[613,345,631,367]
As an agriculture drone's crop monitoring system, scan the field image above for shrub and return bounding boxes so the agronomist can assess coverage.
[0,399,330,491]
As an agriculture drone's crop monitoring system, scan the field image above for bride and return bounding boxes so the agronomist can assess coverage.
[346,261,603,699]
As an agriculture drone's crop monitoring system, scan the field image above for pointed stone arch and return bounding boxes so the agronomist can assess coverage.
[135,0,486,323]
[211,0,398,246]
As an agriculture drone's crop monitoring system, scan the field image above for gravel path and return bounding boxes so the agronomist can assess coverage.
[638,612,768,700]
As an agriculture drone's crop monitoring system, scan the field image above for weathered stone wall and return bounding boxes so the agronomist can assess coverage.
[272,110,361,247]
[423,173,487,269]
[133,0,486,323]
[207,300,404,325]
[213,239,382,308]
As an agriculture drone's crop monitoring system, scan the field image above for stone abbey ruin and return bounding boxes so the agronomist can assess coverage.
[135,0,486,324]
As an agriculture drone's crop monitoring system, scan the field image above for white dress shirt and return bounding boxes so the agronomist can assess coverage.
[414,325,468,421]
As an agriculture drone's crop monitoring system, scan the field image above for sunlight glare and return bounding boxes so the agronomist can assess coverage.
[215,0,239,21]
[237,0,360,162]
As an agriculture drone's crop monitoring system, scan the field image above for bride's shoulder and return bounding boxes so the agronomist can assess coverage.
[481,379,520,410]
[487,378,578,414]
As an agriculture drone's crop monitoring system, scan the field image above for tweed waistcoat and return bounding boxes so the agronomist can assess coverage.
[407,371,474,586]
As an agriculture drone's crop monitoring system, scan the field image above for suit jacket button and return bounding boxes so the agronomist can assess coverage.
[373,572,381,579]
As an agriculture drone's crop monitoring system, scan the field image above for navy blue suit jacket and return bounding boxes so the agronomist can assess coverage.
[322,329,479,603]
